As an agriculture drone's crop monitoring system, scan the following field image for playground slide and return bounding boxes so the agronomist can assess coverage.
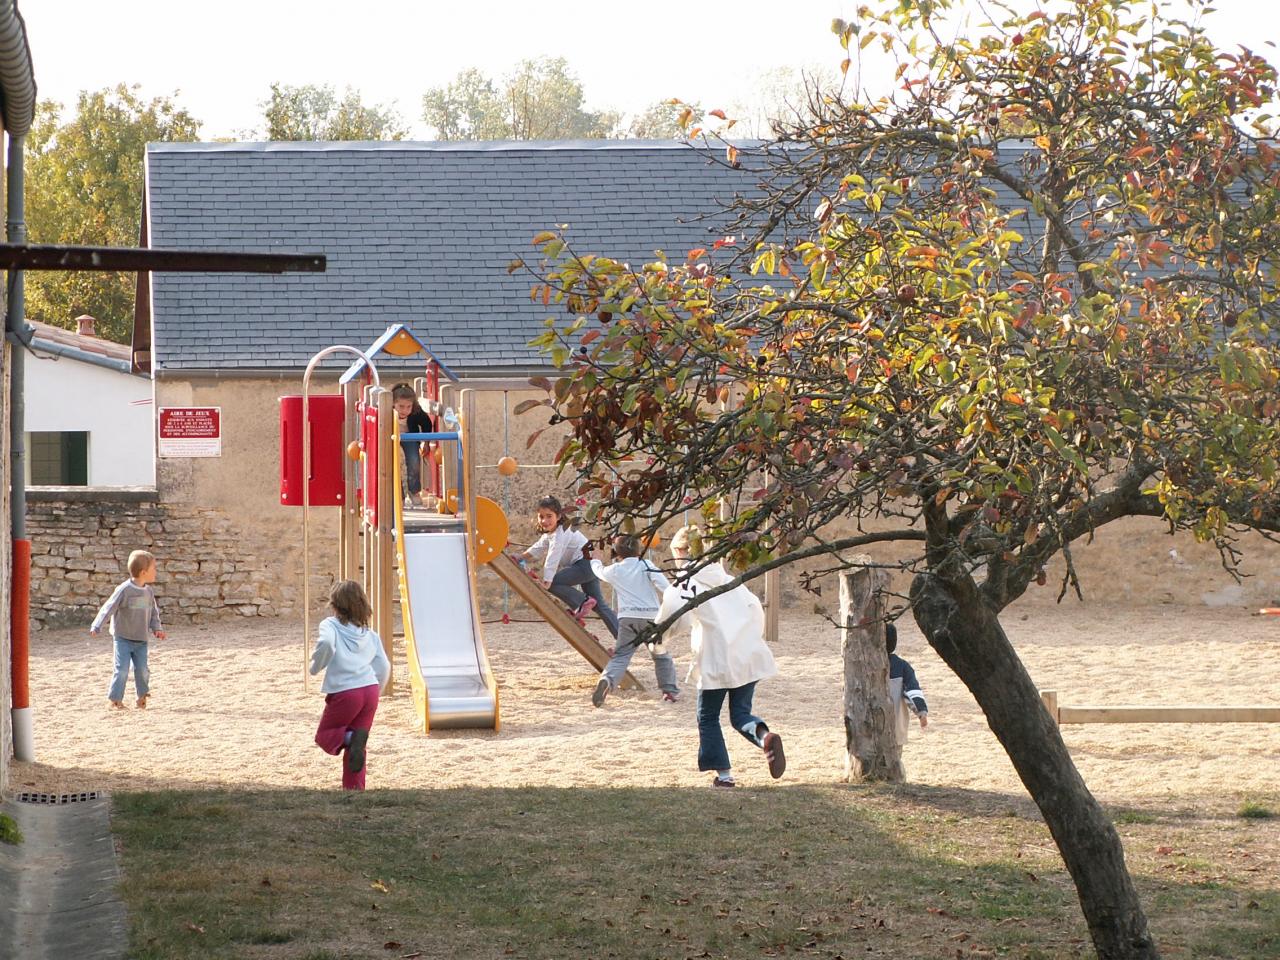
[489,552,643,691]
[400,528,499,730]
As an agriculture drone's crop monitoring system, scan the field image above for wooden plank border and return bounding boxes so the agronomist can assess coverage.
[1041,690,1280,724]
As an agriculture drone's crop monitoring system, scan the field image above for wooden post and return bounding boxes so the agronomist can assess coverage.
[462,389,478,546]
[763,568,781,645]
[1041,689,1059,725]
[339,379,360,582]
[840,559,903,782]
[376,386,395,692]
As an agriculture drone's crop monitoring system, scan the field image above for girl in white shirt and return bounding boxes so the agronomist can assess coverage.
[519,495,618,638]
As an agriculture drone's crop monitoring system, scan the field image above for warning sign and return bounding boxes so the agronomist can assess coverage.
[158,407,222,458]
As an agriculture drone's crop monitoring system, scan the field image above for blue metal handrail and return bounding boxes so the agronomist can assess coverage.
[399,431,459,442]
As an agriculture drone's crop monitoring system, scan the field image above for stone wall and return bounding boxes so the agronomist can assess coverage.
[27,489,299,630]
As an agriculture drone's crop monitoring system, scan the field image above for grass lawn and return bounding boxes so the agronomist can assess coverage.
[111,784,1279,960]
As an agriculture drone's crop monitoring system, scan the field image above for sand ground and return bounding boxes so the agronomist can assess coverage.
[12,597,1280,812]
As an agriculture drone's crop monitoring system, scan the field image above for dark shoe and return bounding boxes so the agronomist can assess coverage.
[662,691,679,703]
[711,775,736,788]
[345,729,369,774]
[592,675,611,708]
[762,731,786,779]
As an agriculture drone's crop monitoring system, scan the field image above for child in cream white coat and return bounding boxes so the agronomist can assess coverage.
[310,580,390,790]
[657,526,785,788]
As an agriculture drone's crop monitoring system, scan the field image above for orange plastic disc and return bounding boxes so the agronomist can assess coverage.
[474,496,510,565]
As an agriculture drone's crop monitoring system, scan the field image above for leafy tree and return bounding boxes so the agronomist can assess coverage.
[628,99,704,139]
[262,83,407,141]
[24,85,200,342]
[523,1,1280,957]
[727,65,836,138]
[420,68,508,140]
[422,57,620,140]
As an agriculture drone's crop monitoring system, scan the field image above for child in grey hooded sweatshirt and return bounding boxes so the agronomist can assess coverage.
[91,549,166,709]
[310,580,390,790]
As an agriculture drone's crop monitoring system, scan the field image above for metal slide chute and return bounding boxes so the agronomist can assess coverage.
[400,526,499,731]
[394,440,500,731]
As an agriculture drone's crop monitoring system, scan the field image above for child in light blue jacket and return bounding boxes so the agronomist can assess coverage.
[310,580,390,790]
[588,534,678,705]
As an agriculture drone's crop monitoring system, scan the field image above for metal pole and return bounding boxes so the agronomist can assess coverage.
[7,132,33,762]
[301,346,379,690]
[501,390,510,615]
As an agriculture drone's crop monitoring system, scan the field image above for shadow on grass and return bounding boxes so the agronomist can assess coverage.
[109,784,1279,960]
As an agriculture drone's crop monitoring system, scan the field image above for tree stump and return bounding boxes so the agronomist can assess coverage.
[841,561,904,782]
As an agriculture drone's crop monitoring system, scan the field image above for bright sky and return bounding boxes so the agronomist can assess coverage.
[18,1,1280,140]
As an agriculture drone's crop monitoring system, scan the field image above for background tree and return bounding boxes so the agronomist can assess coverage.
[420,67,508,140]
[24,85,200,342]
[726,65,837,138]
[262,82,407,141]
[523,2,1280,957]
[422,57,619,140]
[627,99,704,139]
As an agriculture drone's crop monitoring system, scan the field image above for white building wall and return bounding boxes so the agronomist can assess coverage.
[25,352,154,486]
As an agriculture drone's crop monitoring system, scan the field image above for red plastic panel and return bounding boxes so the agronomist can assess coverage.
[361,399,381,526]
[279,394,346,507]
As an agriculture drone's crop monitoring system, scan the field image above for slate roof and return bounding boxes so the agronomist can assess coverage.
[142,140,756,376]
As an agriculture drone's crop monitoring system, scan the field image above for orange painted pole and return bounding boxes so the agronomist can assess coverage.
[11,537,34,759]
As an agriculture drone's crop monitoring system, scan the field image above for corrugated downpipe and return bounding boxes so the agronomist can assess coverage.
[0,0,35,136]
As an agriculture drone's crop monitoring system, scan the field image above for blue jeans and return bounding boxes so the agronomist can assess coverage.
[401,441,422,495]
[696,681,766,772]
[109,637,150,702]
[549,557,619,638]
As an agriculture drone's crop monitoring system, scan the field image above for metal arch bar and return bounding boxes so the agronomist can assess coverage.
[301,345,381,691]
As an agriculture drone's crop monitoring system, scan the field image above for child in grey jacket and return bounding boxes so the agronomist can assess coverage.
[90,550,166,709]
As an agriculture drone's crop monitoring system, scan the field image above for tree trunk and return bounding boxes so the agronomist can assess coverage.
[840,563,903,782]
[910,573,1160,960]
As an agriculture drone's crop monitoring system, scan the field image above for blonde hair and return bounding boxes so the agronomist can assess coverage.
[127,550,155,578]
[670,525,704,558]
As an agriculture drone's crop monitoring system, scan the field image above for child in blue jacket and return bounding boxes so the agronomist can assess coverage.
[886,623,929,739]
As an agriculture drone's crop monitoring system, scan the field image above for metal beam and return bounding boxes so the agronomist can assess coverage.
[0,244,325,273]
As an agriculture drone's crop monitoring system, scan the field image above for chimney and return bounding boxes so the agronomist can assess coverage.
[75,314,96,338]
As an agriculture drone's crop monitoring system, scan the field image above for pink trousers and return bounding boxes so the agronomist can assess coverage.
[315,683,380,790]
